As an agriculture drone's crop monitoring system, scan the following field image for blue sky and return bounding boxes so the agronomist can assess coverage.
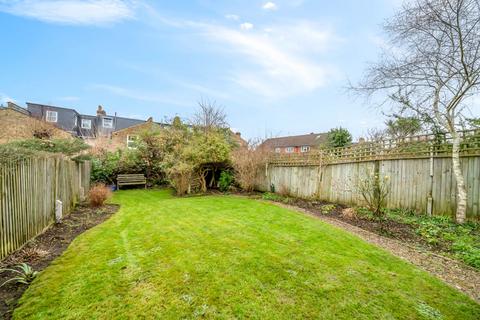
[0,0,405,139]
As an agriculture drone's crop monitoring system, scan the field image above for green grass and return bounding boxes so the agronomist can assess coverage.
[14,190,480,319]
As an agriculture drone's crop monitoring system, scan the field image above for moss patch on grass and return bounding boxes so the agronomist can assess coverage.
[14,190,480,319]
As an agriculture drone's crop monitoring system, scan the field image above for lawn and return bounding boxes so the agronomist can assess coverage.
[14,190,480,319]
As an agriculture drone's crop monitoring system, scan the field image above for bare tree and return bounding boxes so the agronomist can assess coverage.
[231,139,269,192]
[366,128,387,142]
[192,99,228,131]
[353,0,480,223]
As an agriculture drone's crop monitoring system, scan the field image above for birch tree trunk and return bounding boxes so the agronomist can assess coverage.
[451,132,467,223]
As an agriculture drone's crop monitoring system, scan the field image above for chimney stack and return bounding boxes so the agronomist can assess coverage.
[97,105,106,116]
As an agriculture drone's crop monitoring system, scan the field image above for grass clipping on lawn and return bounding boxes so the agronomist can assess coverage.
[14,190,480,319]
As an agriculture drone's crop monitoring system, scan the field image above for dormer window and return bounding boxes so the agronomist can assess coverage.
[81,119,92,129]
[103,117,113,128]
[45,110,58,123]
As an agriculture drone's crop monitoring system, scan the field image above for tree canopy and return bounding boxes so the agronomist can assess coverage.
[327,127,353,148]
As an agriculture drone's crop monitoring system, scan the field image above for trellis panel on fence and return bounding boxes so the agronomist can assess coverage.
[0,157,91,259]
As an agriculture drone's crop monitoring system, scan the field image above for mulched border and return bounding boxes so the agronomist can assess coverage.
[0,203,119,320]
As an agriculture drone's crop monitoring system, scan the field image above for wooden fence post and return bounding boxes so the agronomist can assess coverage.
[427,148,434,216]
[0,158,91,259]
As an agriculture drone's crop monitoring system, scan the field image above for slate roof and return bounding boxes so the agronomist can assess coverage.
[262,133,328,149]
[26,102,154,133]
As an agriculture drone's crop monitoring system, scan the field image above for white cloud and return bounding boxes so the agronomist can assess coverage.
[142,10,340,98]
[200,22,338,98]
[91,84,191,106]
[173,81,230,100]
[240,22,254,30]
[0,93,15,105]
[0,0,137,25]
[263,2,278,11]
[225,14,239,21]
[264,21,339,53]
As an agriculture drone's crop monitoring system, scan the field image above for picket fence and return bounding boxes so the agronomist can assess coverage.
[0,157,91,259]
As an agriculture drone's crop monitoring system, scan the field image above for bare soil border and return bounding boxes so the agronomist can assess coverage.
[0,204,119,320]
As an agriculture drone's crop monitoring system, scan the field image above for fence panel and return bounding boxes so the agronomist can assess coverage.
[0,157,90,259]
[262,156,480,221]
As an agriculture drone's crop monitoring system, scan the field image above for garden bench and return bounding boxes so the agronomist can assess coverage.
[117,174,147,190]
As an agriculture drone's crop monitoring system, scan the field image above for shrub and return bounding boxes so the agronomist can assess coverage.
[354,170,390,216]
[0,263,38,287]
[231,141,267,192]
[88,184,112,207]
[414,216,480,268]
[262,192,284,202]
[91,151,121,185]
[341,207,357,219]
[0,145,45,163]
[8,138,90,156]
[320,204,336,214]
[218,171,234,192]
[381,208,480,269]
[91,150,145,185]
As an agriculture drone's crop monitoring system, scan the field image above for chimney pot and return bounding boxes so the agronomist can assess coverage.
[97,105,106,116]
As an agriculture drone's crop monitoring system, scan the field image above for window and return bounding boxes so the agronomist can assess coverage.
[127,135,138,149]
[103,117,113,128]
[285,147,294,153]
[81,119,92,129]
[45,110,58,123]
[74,116,77,127]
[301,145,310,153]
[274,147,281,153]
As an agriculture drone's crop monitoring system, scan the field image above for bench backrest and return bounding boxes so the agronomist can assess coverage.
[117,174,146,184]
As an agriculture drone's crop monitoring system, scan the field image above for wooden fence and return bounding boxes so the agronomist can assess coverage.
[260,130,480,221]
[0,157,91,259]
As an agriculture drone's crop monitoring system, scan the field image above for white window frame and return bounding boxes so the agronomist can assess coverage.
[301,145,310,153]
[274,147,281,153]
[285,147,294,153]
[45,110,58,123]
[103,117,113,128]
[81,119,92,129]
[127,135,138,149]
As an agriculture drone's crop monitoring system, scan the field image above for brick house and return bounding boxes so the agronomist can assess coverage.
[2,101,246,151]
[20,102,169,150]
[25,102,150,140]
[0,102,72,144]
[110,118,162,150]
[261,132,328,154]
